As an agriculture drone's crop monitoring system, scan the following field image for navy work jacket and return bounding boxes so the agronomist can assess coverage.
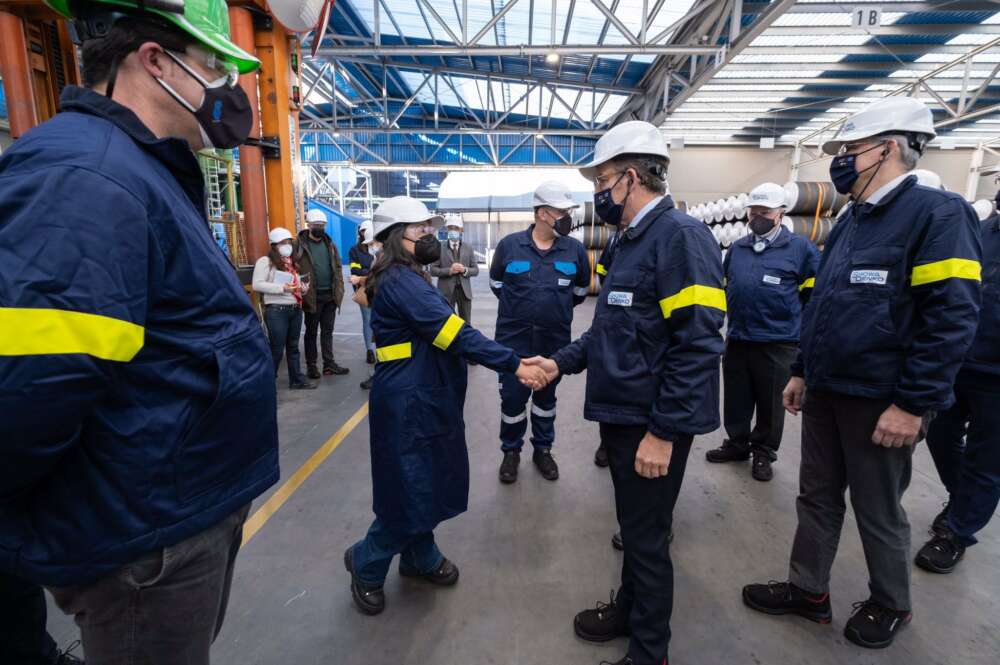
[723,226,820,343]
[964,214,1000,377]
[551,197,726,441]
[793,176,982,416]
[489,226,591,357]
[0,86,279,586]
[370,266,519,534]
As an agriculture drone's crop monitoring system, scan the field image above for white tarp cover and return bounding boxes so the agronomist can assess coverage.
[437,169,595,211]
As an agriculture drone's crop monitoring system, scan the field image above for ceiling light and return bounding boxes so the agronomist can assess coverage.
[545,52,560,64]
[535,133,544,140]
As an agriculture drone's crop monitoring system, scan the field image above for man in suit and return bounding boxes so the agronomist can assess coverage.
[430,214,479,322]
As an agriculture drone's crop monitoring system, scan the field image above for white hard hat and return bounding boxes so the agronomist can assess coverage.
[444,212,464,229]
[579,120,670,180]
[747,182,786,210]
[822,96,936,156]
[359,219,375,244]
[269,227,293,244]
[372,196,444,241]
[972,199,996,221]
[912,169,943,190]
[533,181,580,210]
[306,208,327,225]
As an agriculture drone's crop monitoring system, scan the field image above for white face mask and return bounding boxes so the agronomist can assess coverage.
[278,244,293,258]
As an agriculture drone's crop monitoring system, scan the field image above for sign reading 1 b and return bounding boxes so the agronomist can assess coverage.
[852,7,882,29]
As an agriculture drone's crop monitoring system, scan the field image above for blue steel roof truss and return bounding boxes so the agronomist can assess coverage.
[300,1,1000,166]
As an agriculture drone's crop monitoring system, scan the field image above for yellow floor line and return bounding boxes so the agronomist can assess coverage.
[242,401,369,546]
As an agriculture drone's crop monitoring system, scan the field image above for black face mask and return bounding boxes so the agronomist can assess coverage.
[552,213,573,237]
[748,213,777,236]
[412,234,441,265]
[829,142,887,196]
[156,51,253,150]
[594,173,630,227]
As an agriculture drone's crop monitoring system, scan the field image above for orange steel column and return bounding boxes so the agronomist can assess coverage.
[255,20,302,235]
[0,10,39,137]
[228,5,270,262]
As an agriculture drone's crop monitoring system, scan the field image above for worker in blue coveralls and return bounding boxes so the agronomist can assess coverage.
[343,196,548,617]
[525,121,726,665]
[706,182,820,482]
[915,164,1000,575]
[490,181,591,484]
[743,96,982,650]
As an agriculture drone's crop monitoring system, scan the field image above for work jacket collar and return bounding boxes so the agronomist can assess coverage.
[522,224,569,253]
[621,195,676,241]
[735,224,791,250]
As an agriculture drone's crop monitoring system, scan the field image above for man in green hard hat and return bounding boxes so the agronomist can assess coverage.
[0,1,279,662]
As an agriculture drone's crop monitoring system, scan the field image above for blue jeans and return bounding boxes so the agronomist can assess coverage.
[351,519,443,587]
[360,304,374,351]
[926,369,1000,547]
[264,304,305,385]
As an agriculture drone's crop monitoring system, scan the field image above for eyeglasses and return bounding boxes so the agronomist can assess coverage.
[838,140,885,156]
[593,170,625,190]
[167,49,239,89]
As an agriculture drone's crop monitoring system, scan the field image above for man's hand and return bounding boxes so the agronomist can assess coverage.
[283,283,298,293]
[783,377,806,415]
[349,275,362,286]
[451,262,465,275]
[635,432,673,479]
[522,356,560,384]
[516,360,548,390]
[872,404,921,448]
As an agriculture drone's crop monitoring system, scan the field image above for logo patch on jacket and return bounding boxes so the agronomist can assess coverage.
[762,274,781,285]
[608,291,633,307]
[558,278,571,286]
[850,269,889,285]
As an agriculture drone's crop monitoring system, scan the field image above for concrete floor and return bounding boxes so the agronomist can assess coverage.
[48,270,998,665]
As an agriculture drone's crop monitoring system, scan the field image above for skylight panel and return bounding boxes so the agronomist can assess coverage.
[749,34,870,47]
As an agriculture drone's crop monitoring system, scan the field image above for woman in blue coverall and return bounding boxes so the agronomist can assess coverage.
[343,196,545,616]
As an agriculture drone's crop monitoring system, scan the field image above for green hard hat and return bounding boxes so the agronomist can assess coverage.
[45,0,260,74]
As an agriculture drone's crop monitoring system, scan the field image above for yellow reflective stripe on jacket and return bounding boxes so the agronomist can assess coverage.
[658,285,727,320]
[0,307,144,361]
[350,262,362,269]
[596,263,607,276]
[799,277,816,292]
[376,342,412,362]
[911,258,981,287]
[432,313,465,350]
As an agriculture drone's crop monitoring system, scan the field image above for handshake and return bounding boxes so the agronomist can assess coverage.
[515,356,561,391]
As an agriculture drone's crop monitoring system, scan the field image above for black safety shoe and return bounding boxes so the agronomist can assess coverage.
[289,380,318,390]
[574,591,630,643]
[499,451,520,484]
[599,658,633,665]
[307,366,321,379]
[400,557,460,586]
[366,350,376,365]
[915,530,966,574]
[325,363,350,375]
[844,599,911,649]
[742,580,832,624]
[54,641,84,665]
[594,444,609,468]
[533,450,559,481]
[344,547,385,616]
[360,377,373,390]
[931,499,952,536]
[752,454,774,482]
[706,440,750,463]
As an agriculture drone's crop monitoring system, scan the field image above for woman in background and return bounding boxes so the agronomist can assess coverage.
[349,220,378,389]
[252,228,315,390]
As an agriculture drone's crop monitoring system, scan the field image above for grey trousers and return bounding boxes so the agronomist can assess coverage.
[48,505,250,665]
[448,288,472,323]
[788,390,915,611]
